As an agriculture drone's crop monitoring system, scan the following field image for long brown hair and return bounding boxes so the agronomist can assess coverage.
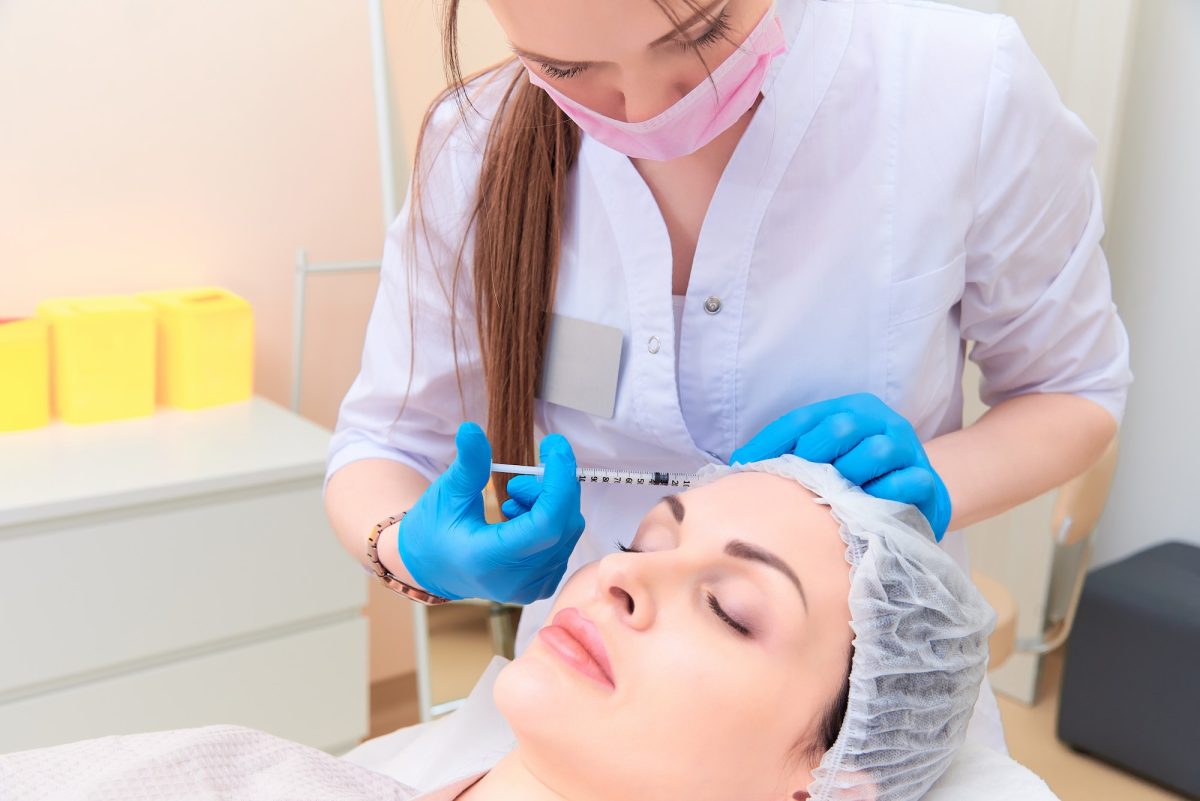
[403,0,719,501]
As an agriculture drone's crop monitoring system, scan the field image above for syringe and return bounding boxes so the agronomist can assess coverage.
[491,463,700,488]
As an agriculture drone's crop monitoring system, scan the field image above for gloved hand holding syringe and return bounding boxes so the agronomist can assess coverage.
[395,422,589,605]
[395,420,704,605]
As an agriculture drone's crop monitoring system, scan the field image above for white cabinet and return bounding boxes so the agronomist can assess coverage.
[0,398,367,755]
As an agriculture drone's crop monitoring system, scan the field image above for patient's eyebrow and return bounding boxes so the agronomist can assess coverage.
[658,493,808,610]
[725,540,808,611]
[662,493,685,523]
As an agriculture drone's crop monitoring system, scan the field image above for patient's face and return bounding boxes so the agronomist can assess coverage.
[494,472,854,801]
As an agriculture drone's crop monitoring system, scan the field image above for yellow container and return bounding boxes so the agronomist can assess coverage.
[0,318,51,432]
[135,287,253,409]
[37,296,157,424]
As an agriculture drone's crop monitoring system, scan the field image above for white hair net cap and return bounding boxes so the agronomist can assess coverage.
[691,456,995,801]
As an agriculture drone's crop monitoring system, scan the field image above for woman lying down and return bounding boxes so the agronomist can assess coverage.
[0,456,994,801]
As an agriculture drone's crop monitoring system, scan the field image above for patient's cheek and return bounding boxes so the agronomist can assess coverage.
[549,562,600,612]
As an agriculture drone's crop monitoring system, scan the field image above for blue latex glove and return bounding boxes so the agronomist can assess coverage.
[397,421,586,603]
[730,393,952,541]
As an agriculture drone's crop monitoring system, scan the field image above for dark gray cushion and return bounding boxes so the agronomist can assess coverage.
[1057,541,1200,798]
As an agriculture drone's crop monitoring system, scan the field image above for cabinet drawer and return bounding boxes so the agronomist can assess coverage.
[0,617,367,754]
[0,479,366,697]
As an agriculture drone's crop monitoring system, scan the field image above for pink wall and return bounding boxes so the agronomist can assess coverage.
[1,0,509,683]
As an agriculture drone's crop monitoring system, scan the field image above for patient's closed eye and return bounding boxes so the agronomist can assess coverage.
[614,540,752,637]
[708,593,752,637]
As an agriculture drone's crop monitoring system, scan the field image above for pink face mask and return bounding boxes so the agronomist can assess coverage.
[525,8,787,161]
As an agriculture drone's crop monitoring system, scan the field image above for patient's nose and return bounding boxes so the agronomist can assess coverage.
[597,555,655,630]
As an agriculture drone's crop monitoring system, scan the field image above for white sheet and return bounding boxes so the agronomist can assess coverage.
[924,743,1059,800]
[0,725,421,801]
[341,657,515,789]
[343,658,1060,801]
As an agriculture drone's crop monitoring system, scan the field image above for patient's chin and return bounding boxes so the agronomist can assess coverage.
[496,642,563,711]
[494,638,594,741]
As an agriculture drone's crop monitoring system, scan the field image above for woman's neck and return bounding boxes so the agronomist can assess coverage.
[455,748,571,801]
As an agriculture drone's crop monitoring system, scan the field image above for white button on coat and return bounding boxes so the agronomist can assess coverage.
[328,0,1131,665]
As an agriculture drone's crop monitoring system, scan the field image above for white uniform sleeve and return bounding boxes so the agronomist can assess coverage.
[324,96,489,492]
[961,17,1132,424]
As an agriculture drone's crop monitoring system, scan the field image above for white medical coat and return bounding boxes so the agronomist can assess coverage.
[328,0,1131,654]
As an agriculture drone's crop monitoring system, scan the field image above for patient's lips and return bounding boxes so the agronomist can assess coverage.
[538,607,616,690]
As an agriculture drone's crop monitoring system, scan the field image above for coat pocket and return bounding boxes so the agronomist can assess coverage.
[889,253,967,326]
[885,253,967,428]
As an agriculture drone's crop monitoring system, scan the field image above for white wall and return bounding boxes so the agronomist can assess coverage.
[1093,0,1200,567]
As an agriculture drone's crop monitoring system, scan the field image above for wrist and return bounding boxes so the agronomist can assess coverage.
[368,513,453,605]
[376,518,415,584]
[392,514,463,601]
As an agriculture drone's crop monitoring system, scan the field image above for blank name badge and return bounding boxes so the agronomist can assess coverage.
[537,313,624,419]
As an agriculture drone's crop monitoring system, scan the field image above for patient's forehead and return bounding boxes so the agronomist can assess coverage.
[679,471,838,547]
[687,470,818,508]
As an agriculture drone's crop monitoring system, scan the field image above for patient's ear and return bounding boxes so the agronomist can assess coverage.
[784,761,815,800]
[796,769,879,800]
[780,735,822,801]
